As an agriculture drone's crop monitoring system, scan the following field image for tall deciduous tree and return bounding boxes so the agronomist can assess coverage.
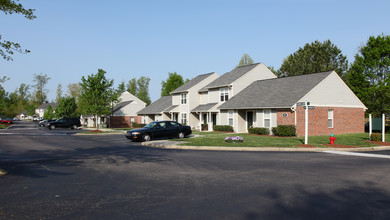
[346,34,390,117]
[161,72,186,96]
[55,84,63,103]
[137,76,151,105]
[117,81,125,92]
[126,78,137,95]
[237,54,254,67]
[1,0,36,61]
[277,40,348,77]
[32,73,50,104]
[66,83,81,101]
[79,69,115,130]
[55,97,78,118]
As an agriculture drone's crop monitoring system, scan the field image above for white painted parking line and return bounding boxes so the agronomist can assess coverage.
[323,151,390,159]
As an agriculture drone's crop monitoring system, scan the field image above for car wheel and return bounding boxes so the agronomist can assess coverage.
[50,125,56,130]
[71,124,78,129]
[178,131,185,139]
[143,134,151,142]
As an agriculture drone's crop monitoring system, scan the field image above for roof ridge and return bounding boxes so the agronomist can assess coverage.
[254,71,334,83]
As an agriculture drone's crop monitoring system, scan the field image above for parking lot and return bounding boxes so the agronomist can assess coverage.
[1,121,390,219]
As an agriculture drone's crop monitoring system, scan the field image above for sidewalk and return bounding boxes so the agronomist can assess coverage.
[141,139,390,152]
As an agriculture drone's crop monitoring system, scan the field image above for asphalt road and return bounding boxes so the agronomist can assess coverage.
[1,121,390,219]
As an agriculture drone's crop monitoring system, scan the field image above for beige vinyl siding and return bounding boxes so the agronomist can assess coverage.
[300,71,367,108]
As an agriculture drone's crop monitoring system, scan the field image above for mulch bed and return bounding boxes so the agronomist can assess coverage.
[90,130,103,132]
[365,141,390,146]
[323,144,356,148]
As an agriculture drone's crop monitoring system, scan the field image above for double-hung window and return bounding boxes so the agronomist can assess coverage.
[328,110,334,128]
[181,93,187,104]
[228,110,234,126]
[264,110,271,127]
[181,113,187,125]
[220,88,229,102]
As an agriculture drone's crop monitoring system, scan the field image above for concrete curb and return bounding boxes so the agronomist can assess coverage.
[141,140,390,152]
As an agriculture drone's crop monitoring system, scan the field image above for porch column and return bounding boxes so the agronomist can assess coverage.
[208,112,212,131]
[199,113,202,131]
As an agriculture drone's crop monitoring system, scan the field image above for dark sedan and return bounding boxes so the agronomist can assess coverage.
[125,121,192,142]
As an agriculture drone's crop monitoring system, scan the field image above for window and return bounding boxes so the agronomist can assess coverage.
[181,113,187,125]
[181,93,187,104]
[220,88,229,102]
[228,110,233,126]
[328,110,334,128]
[264,110,271,128]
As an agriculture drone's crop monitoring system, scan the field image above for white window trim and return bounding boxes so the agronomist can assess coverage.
[220,88,229,102]
[181,113,187,125]
[181,93,187,105]
[228,110,234,126]
[264,110,271,128]
[328,110,334,128]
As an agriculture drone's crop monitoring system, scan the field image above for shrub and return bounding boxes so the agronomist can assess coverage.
[213,125,234,132]
[201,124,208,131]
[371,133,382,141]
[248,127,269,135]
[132,122,146,128]
[276,125,296,136]
[271,127,278,136]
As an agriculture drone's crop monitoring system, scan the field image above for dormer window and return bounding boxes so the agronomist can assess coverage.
[181,93,187,104]
[220,88,229,102]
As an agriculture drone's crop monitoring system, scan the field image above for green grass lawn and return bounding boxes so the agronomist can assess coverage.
[173,132,390,148]
[0,124,8,129]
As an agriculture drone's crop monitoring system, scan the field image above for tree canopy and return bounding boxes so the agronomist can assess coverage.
[137,76,151,105]
[55,97,78,118]
[277,40,348,77]
[237,54,254,67]
[161,72,186,96]
[32,73,50,105]
[79,69,116,129]
[1,0,36,61]
[43,105,55,120]
[346,34,390,117]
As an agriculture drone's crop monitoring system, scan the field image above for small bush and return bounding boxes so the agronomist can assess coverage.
[213,125,234,132]
[271,127,278,136]
[276,125,296,136]
[132,122,146,128]
[201,124,208,131]
[248,127,270,135]
[371,133,382,141]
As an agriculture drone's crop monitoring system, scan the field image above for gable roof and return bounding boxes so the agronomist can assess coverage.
[191,103,219,112]
[112,101,133,113]
[171,72,216,94]
[199,63,261,92]
[218,71,333,109]
[37,103,58,109]
[137,96,172,115]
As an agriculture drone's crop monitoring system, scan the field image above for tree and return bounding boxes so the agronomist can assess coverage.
[79,69,115,130]
[32,73,50,104]
[137,76,151,105]
[117,81,125,92]
[55,84,63,103]
[66,83,81,101]
[1,0,36,61]
[161,72,186,96]
[237,54,254,67]
[0,76,9,113]
[126,78,137,95]
[346,34,390,117]
[43,105,55,119]
[277,40,348,77]
[55,97,78,118]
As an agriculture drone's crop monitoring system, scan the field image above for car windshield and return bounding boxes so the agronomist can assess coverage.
[144,122,158,128]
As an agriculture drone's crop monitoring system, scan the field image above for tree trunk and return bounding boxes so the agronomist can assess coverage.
[96,114,99,130]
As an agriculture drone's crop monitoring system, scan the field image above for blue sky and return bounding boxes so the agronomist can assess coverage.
[1,0,389,102]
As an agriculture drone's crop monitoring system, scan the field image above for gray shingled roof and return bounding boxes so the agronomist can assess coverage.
[218,71,333,109]
[171,72,216,94]
[37,103,59,109]
[137,96,172,115]
[199,63,260,92]
[191,103,218,112]
[164,105,179,112]
[112,101,133,113]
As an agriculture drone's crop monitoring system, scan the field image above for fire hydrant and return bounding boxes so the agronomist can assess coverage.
[329,134,336,145]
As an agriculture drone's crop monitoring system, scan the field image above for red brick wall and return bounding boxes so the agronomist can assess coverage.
[277,107,365,137]
[109,116,143,128]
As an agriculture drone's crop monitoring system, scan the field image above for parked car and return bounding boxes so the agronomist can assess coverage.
[125,121,192,142]
[39,119,55,127]
[0,118,13,124]
[47,118,81,130]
